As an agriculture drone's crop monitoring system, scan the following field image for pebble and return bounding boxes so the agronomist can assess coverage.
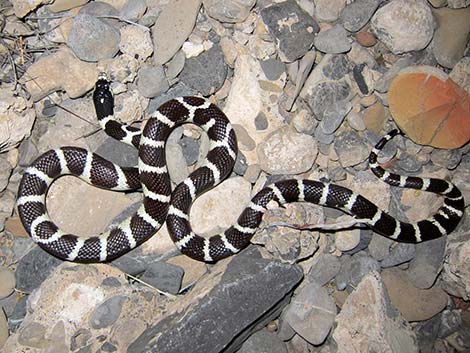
[319,100,352,134]
[257,127,317,175]
[203,0,256,23]
[380,243,416,268]
[371,0,435,54]
[260,58,286,81]
[349,252,381,287]
[137,64,169,98]
[67,14,120,62]
[334,130,370,167]
[307,253,341,286]
[306,80,351,119]
[48,0,89,12]
[140,261,184,294]
[340,0,380,32]
[152,0,201,65]
[284,281,337,345]
[335,229,361,252]
[0,266,15,299]
[314,24,351,54]
[179,45,227,96]
[431,148,462,170]
[432,6,470,68]
[90,295,128,329]
[119,0,147,22]
[260,0,319,62]
[354,31,377,47]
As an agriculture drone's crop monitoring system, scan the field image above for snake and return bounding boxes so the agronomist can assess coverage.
[16,75,465,263]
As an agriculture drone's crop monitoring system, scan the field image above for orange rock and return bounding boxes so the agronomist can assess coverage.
[4,217,29,237]
[388,71,470,149]
[355,31,377,47]
[363,101,387,134]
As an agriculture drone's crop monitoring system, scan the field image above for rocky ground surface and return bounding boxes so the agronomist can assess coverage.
[0,0,469,352]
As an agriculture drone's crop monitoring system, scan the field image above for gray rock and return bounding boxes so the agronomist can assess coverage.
[238,329,287,353]
[137,64,169,98]
[334,130,370,167]
[438,309,462,338]
[119,0,147,22]
[18,321,47,348]
[260,59,286,81]
[307,253,341,286]
[380,243,416,268]
[306,80,351,119]
[111,247,148,276]
[319,100,352,134]
[95,137,138,168]
[368,235,393,261]
[179,135,200,166]
[148,82,198,114]
[343,229,373,255]
[431,149,462,170]
[89,295,128,329]
[254,112,269,131]
[203,0,256,23]
[140,261,184,294]
[370,0,434,54]
[15,247,62,292]
[314,24,351,54]
[335,255,353,290]
[340,0,380,32]
[405,237,446,289]
[350,252,381,287]
[127,247,303,353]
[260,0,319,62]
[314,126,335,144]
[234,151,248,176]
[322,54,352,80]
[284,281,337,345]
[415,313,441,352]
[67,14,120,62]
[101,341,118,352]
[179,45,227,96]
[9,295,27,331]
[396,152,423,173]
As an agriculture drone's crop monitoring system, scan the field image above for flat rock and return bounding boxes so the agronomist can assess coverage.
[431,6,470,68]
[257,126,317,175]
[128,247,304,353]
[314,24,351,54]
[152,0,202,65]
[440,239,470,300]
[382,268,449,322]
[334,130,370,168]
[260,0,319,62]
[67,13,120,62]
[284,281,337,345]
[315,0,347,22]
[0,266,15,300]
[10,0,48,17]
[137,64,169,98]
[203,0,256,23]
[340,0,380,32]
[333,271,418,353]
[191,176,252,235]
[238,329,287,353]
[371,0,434,54]
[23,47,97,102]
[140,261,184,294]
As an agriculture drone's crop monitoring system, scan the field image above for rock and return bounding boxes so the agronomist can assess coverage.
[431,148,462,170]
[371,0,435,54]
[148,82,198,113]
[10,0,48,17]
[334,130,370,167]
[15,247,62,292]
[127,248,303,353]
[450,57,470,93]
[260,59,286,81]
[179,44,227,96]
[191,176,252,235]
[319,100,352,134]
[314,24,351,54]
[0,308,8,347]
[3,264,155,352]
[340,0,380,32]
[440,239,470,300]
[349,252,381,287]
[355,31,377,47]
[119,0,147,21]
[0,152,12,191]
[307,253,341,286]
[68,13,120,62]
[89,295,128,329]
[314,0,347,22]
[152,0,202,65]
[333,271,419,353]
[140,261,184,294]
[23,47,97,102]
[257,126,317,175]
[380,243,416,268]
[381,268,449,321]
[284,281,336,345]
[363,101,387,134]
[0,89,36,153]
[203,0,256,23]
[48,0,89,12]
[238,329,287,353]
[0,266,15,299]
[405,237,446,289]
[95,137,138,167]
[137,64,169,98]
[431,7,470,69]
[260,0,319,62]
[305,80,351,119]
[119,25,153,61]
[166,255,207,289]
[335,229,361,252]
[448,0,470,8]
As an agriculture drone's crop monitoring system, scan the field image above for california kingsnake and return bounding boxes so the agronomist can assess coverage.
[16,75,465,263]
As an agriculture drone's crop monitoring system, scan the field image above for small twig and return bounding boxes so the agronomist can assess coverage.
[125,273,177,299]
[96,15,151,32]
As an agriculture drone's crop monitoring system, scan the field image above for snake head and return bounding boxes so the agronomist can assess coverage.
[93,73,114,118]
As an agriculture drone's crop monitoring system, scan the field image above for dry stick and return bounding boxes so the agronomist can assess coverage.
[125,273,177,299]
